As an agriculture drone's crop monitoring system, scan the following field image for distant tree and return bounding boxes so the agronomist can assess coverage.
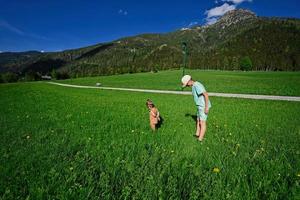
[223,57,229,70]
[240,56,253,71]
[152,64,159,73]
[56,71,70,80]
[25,70,41,81]
[1,72,18,83]
[50,69,57,79]
[232,56,239,70]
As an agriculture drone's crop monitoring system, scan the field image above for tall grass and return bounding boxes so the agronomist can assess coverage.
[0,82,299,199]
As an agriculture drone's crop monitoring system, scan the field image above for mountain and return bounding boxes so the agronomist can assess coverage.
[0,51,42,73]
[1,9,300,81]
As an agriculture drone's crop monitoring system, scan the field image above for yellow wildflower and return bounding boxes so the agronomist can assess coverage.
[213,167,220,173]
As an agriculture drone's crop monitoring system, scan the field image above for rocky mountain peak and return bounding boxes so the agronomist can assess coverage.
[215,9,257,28]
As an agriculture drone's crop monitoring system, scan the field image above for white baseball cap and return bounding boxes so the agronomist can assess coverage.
[181,75,191,87]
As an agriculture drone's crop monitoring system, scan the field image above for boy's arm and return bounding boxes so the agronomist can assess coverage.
[203,92,209,114]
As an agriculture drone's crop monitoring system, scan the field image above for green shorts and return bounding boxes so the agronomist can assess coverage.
[197,106,208,121]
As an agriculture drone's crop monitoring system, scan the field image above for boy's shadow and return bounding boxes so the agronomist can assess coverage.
[185,113,197,122]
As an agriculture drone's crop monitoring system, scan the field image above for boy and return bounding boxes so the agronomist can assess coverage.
[181,75,211,142]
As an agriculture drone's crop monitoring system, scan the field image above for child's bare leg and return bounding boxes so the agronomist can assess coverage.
[195,120,201,137]
[199,120,206,141]
[150,123,156,131]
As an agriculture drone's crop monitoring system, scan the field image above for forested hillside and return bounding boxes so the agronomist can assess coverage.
[1,9,299,82]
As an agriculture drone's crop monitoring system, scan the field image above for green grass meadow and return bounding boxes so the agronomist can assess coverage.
[58,70,300,96]
[1,79,300,199]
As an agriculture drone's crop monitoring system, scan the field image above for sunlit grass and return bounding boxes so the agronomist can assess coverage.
[57,69,300,96]
[0,82,299,199]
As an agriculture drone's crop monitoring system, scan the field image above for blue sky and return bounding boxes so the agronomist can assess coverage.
[0,0,299,52]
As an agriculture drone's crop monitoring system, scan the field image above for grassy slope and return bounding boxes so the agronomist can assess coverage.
[57,70,300,96]
[1,82,299,199]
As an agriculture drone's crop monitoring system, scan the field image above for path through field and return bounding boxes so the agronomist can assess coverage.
[47,82,300,102]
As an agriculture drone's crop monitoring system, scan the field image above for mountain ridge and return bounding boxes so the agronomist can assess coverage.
[1,9,300,81]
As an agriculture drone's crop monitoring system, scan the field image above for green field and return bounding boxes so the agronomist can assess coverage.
[57,70,300,96]
[1,79,300,199]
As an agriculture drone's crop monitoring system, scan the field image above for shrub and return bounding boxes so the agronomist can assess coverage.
[56,71,70,80]
[50,69,57,80]
[24,71,42,81]
[1,72,18,83]
[240,56,253,71]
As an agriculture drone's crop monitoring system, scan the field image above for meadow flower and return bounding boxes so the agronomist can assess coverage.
[213,167,220,173]
[69,167,74,171]
[171,150,174,153]
[26,135,30,139]
[131,130,135,133]
[297,173,300,177]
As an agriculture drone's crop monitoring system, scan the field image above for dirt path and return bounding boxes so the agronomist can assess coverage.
[47,82,300,102]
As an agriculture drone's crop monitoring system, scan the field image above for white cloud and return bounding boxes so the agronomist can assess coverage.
[222,0,252,4]
[118,9,128,16]
[181,27,191,31]
[0,19,51,41]
[188,21,198,27]
[206,17,218,25]
[205,3,236,19]
[0,19,24,35]
[205,0,253,25]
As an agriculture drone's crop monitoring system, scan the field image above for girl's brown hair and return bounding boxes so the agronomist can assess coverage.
[146,99,155,107]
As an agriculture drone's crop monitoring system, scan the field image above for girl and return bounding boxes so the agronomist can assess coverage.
[146,99,160,131]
